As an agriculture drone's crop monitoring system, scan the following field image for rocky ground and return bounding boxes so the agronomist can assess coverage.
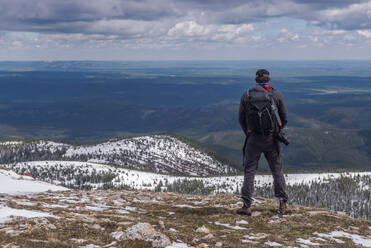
[0,190,370,248]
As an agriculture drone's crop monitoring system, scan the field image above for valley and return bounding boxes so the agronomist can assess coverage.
[0,61,370,170]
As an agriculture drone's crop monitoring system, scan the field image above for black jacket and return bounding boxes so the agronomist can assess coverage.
[238,84,288,136]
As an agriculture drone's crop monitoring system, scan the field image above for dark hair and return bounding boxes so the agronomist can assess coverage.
[255,76,270,83]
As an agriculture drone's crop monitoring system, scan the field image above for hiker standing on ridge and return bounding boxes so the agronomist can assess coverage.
[237,69,289,216]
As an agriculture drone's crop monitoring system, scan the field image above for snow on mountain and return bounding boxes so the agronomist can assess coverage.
[5,161,371,193]
[0,141,23,146]
[0,135,237,176]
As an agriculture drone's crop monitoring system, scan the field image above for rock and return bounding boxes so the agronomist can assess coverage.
[192,237,200,244]
[252,211,261,217]
[215,242,223,247]
[99,218,113,223]
[195,225,210,234]
[197,243,208,248]
[123,222,171,248]
[121,215,136,221]
[159,220,165,229]
[46,223,57,230]
[91,224,102,230]
[203,233,215,240]
[33,218,49,225]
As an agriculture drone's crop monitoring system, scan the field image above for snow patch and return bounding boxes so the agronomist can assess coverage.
[0,169,67,195]
[316,231,371,247]
[236,220,248,225]
[175,204,201,209]
[214,221,247,230]
[296,238,321,246]
[0,206,58,223]
[264,241,283,246]
[166,242,194,248]
[0,141,23,145]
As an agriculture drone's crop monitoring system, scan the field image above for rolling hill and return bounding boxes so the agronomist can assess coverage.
[0,135,238,176]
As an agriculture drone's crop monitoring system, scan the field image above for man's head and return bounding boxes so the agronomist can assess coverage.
[255,69,270,83]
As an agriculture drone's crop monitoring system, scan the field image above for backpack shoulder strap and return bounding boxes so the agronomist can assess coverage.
[247,88,252,102]
[267,90,283,128]
[266,90,276,106]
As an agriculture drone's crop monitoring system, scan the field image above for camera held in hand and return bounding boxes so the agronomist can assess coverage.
[275,131,290,146]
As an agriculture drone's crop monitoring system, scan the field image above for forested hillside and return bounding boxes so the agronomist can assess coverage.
[0,135,237,176]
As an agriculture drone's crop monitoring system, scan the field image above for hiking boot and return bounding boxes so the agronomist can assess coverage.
[278,200,288,215]
[236,206,252,216]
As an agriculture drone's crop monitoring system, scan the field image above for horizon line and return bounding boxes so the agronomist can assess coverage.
[1,59,371,62]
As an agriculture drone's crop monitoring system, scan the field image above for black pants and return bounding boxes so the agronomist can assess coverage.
[241,134,288,208]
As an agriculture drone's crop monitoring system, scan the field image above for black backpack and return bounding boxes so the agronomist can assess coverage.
[246,88,278,135]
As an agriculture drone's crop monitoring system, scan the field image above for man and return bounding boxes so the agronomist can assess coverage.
[237,69,289,216]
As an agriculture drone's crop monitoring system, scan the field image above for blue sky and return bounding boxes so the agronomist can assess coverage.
[0,0,371,60]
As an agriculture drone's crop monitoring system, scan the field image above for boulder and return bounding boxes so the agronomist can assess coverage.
[195,225,210,234]
[123,222,171,248]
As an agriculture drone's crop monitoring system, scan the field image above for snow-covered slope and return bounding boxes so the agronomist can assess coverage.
[0,135,237,176]
[6,161,371,193]
[0,168,67,195]
[3,161,371,219]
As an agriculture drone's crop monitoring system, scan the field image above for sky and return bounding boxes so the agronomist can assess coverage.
[0,0,371,60]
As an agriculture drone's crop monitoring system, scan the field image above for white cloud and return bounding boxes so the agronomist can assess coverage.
[277,31,301,42]
[313,1,371,30]
[168,21,210,37]
[167,21,254,42]
[357,30,371,38]
[291,33,299,40]
[0,0,370,59]
[321,30,346,35]
[280,28,288,33]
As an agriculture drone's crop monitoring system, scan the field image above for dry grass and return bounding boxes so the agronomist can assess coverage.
[0,190,370,247]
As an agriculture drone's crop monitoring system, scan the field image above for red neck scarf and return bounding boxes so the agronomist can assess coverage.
[258,83,274,91]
